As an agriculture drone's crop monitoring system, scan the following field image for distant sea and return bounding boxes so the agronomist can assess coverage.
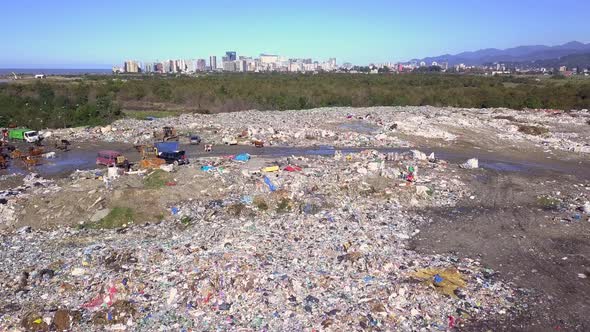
[0,68,112,75]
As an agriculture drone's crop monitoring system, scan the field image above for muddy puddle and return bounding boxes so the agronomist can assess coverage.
[2,141,588,180]
[337,121,380,134]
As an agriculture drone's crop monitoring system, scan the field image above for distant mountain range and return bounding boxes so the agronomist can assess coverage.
[493,52,590,70]
[411,41,590,66]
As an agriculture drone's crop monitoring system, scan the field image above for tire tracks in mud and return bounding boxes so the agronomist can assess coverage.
[410,169,590,331]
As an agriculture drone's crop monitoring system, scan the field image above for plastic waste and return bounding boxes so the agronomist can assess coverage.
[160,164,174,172]
[411,150,427,160]
[263,176,277,192]
[460,158,479,169]
[241,196,253,205]
[413,268,466,298]
[262,165,280,172]
[201,165,215,172]
[283,165,302,172]
[233,153,250,162]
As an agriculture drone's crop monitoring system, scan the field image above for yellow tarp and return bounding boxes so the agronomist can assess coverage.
[262,165,280,172]
[412,267,466,298]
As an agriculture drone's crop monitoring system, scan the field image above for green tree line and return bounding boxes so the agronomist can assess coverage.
[1,74,589,129]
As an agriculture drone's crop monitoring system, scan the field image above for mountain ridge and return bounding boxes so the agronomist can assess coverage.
[410,41,590,66]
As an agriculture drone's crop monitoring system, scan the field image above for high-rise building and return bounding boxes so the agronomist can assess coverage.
[328,58,337,68]
[209,56,217,70]
[226,51,237,61]
[185,59,195,73]
[143,62,154,73]
[223,61,236,72]
[175,59,186,72]
[197,59,206,71]
[124,60,140,73]
[155,62,164,73]
[260,54,279,64]
[237,60,248,72]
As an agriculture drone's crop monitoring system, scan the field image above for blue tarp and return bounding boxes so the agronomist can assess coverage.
[156,142,180,153]
[233,153,251,162]
[264,176,277,192]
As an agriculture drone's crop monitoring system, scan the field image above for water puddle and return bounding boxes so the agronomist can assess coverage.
[1,141,587,179]
[338,121,380,134]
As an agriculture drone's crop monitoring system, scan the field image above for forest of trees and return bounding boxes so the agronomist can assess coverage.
[1,73,589,129]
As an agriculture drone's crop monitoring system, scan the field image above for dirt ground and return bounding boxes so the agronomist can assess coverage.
[411,166,590,331]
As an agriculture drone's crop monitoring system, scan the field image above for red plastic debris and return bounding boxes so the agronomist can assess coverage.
[283,165,302,172]
[448,315,456,329]
[82,295,103,308]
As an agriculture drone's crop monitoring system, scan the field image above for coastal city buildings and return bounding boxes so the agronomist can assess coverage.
[117,51,342,74]
[115,50,588,76]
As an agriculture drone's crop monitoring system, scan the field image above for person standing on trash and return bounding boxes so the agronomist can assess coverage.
[406,165,416,184]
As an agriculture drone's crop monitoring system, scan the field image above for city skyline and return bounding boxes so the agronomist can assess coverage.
[115,51,342,74]
[2,0,590,68]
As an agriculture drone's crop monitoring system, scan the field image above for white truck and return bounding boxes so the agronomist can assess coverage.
[8,129,41,143]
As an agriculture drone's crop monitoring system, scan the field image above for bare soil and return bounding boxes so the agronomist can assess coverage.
[411,167,590,331]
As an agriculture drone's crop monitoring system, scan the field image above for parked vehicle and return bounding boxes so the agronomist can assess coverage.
[8,129,41,143]
[96,150,128,167]
[155,141,180,153]
[136,145,166,170]
[158,150,188,166]
[153,126,179,141]
[189,134,201,145]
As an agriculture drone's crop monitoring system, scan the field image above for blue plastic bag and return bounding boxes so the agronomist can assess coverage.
[233,153,250,162]
[264,176,277,192]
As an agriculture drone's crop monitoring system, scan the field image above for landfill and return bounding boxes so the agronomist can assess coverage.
[48,106,590,154]
[2,106,590,330]
[0,146,520,331]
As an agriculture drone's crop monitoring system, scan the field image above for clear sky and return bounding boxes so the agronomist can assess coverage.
[2,0,589,68]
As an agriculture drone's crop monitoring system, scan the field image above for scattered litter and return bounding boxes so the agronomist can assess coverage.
[461,158,479,169]
[262,165,280,172]
[413,268,467,298]
[233,153,250,162]
[263,175,277,192]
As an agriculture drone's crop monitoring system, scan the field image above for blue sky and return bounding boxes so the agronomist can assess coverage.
[2,0,589,68]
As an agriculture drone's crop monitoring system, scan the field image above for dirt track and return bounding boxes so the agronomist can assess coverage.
[411,168,590,331]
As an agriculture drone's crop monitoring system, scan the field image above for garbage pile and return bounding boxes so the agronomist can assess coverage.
[0,149,523,331]
[536,184,590,223]
[0,173,61,228]
[49,106,590,154]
